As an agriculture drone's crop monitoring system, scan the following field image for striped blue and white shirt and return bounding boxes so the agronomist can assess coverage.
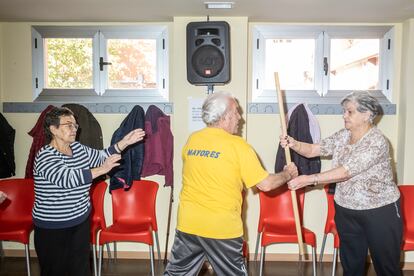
[33,142,116,229]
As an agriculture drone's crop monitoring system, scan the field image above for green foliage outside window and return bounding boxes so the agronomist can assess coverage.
[108,39,157,89]
[45,38,93,89]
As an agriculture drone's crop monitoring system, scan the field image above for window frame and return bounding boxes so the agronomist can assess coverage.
[251,25,394,104]
[31,25,169,103]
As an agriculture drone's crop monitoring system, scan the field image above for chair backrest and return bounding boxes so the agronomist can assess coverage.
[0,178,35,223]
[323,185,336,234]
[258,185,305,232]
[90,180,108,230]
[398,185,414,246]
[111,180,159,230]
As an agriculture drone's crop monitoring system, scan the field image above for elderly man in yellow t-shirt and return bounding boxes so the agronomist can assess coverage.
[164,91,298,276]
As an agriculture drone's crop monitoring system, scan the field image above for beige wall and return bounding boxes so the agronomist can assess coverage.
[398,19,414,263]
[1,17,414,261]
[398,19,414,183]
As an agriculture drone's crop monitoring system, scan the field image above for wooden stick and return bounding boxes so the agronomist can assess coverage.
[274,72,305,257]
[163,186,174,264]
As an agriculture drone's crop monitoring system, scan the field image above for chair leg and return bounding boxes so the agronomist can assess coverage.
[332,248,338,276]
[312,247,317,276]
[106,244,112,260]
[259,246,265,276]
[98,245,103,276]
[154,231,161,261]
[0,241,3,258]
[254,232,261,262]
[92,244,97,276]
[149,245,155,276]
[114,242,117,260]
[24,244,31,276]
[319,233,328,262]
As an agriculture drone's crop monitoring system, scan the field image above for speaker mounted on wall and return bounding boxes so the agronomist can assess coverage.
[186,21,231,85]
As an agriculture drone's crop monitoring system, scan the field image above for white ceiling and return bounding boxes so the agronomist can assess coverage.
[0,0,413,23]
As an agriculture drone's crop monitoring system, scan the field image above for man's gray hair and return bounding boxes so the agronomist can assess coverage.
[341,91,382,123]
[202,91,234,125]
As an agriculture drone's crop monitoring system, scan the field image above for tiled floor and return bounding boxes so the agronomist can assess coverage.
[1,257,414,275]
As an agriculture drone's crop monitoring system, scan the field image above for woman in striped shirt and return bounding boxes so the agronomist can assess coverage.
[33,107,145,276]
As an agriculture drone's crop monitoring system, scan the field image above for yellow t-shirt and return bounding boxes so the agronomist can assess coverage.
[177,127,269,239]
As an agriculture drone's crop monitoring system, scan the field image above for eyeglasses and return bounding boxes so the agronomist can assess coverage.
[59,123,79,130]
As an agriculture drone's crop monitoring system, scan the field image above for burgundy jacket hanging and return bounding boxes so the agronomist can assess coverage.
[25,105,55,179]
[142,105,174,187]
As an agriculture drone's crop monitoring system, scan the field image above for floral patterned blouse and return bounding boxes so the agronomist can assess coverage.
[320,126,400,210]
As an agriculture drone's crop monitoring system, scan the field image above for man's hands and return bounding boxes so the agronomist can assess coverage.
[287,175,314,190]
[283,163,298,181]
[256,162,298,192]
[116,129,146,152]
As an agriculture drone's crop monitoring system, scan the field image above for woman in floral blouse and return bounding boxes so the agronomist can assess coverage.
[281,91,402,276]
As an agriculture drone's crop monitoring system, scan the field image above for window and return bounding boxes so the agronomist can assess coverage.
[251,25,393,103]
[32,25,169,102]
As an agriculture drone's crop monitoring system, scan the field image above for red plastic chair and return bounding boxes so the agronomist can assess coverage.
[97,180,159,276]
[90,180,114,276]
[319,185,340,276]
[399,185,414,251]
[256,186,317,276]
[110,183,161,263]
[0,178,35,276]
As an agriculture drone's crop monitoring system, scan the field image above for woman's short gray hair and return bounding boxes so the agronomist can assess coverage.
[341,91,382,123]
[44,107,75,144]
[202,91,234,125]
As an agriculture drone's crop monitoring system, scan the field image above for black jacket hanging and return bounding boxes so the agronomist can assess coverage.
[62,104,104,150]
[109,105,145,192]
[275,104,321,175]
[0,112,16,178]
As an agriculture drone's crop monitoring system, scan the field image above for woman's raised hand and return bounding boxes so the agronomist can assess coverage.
[280,135,297,149]
[117,129,146,151]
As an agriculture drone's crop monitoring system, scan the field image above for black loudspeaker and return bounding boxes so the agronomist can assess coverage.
[186,21,231,85]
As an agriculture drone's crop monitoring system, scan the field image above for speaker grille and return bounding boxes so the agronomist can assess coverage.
[191,45,224,78]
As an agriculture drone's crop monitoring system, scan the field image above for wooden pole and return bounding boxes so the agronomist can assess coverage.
[274,72,305,257]
[163,186,174,264]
